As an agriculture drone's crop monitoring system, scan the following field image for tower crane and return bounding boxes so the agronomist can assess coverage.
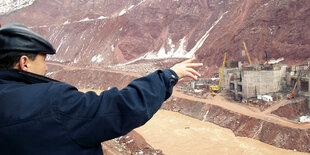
[210,52,227,96]
[242,40,252,65]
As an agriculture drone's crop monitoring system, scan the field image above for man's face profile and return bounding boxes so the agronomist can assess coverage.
[14,53,48,76]
[28,53,48,76]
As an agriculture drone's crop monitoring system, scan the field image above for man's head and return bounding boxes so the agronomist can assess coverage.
[0,23,55,75]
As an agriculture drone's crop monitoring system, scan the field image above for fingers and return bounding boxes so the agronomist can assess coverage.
[186,68,201,77]
[183,59,203,80]
[170,56,203,80]
[184,63,203,68]
[182,56,196,63]
[187,74,198,80]
[185,68,201,80]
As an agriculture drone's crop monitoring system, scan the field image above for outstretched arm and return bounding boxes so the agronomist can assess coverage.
[55,57,203,147]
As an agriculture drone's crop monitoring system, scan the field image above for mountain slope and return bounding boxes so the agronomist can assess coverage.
[1,0,309,76]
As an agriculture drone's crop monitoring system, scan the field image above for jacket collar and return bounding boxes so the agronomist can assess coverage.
[0,69,58,84]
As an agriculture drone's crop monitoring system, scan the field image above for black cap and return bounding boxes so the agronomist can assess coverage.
[0,23,55,54]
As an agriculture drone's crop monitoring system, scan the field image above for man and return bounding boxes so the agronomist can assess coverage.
[0,23,202,155]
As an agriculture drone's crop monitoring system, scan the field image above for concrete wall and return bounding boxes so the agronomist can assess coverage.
[241,66,287,99]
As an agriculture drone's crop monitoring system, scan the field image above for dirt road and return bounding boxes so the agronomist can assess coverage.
[172,91,310,129]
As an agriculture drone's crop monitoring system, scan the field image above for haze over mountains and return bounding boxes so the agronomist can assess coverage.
[1,0,310,76]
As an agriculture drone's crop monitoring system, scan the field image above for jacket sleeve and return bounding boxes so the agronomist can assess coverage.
[53,69,178,147]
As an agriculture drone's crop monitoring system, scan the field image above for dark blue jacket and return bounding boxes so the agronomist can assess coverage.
[0,69,178,155]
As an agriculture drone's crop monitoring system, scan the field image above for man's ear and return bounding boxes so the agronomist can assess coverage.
[18,56,30,71]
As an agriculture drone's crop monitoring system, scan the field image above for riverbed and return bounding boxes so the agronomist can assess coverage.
[135,110,308,155]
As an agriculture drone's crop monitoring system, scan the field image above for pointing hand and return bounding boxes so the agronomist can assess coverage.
[170,57,203,80]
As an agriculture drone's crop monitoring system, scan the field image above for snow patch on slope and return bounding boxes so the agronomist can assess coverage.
[167,38,175,56]
[97,16,108,20]
[119,9,127,16]
[145,37,187,59]
[185,11,228,57]
[137,0,148,7]
[119,5,135,16]
[46,56,66,63]
[111,45,115,52]
[144,12,228,60]
[110,54,148,67]
[173,37,187,57]
[56,38,65,52]
[0,0,35,15]
[79,17,91,22]
[91,54,104,63]
[118,0,148,16]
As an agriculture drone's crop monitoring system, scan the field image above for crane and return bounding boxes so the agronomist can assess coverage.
[210,52,227,96]
[242,40,252,65]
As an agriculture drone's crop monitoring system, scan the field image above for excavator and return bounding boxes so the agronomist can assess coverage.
[210,52,226,96]
[287,71,301,99]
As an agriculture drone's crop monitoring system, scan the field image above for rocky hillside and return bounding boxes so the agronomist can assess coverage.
[1,0,309,76]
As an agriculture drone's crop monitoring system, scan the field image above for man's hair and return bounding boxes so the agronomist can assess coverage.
[0,51,37,70]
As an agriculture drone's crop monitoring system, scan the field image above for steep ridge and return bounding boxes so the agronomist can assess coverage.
[1,0,309,76]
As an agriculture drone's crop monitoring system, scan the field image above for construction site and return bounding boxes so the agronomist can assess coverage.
[179,41,310,118]
[169,41,310,153]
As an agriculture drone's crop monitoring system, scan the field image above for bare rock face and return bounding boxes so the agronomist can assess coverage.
[1,0,309,76]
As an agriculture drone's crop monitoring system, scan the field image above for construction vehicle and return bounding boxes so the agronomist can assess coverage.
[210,52,226,96]
[242,40,252,65]
[287,71,301,99]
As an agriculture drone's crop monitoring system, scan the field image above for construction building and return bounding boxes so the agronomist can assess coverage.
[222,61,310,104]
[178,59,310,107]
